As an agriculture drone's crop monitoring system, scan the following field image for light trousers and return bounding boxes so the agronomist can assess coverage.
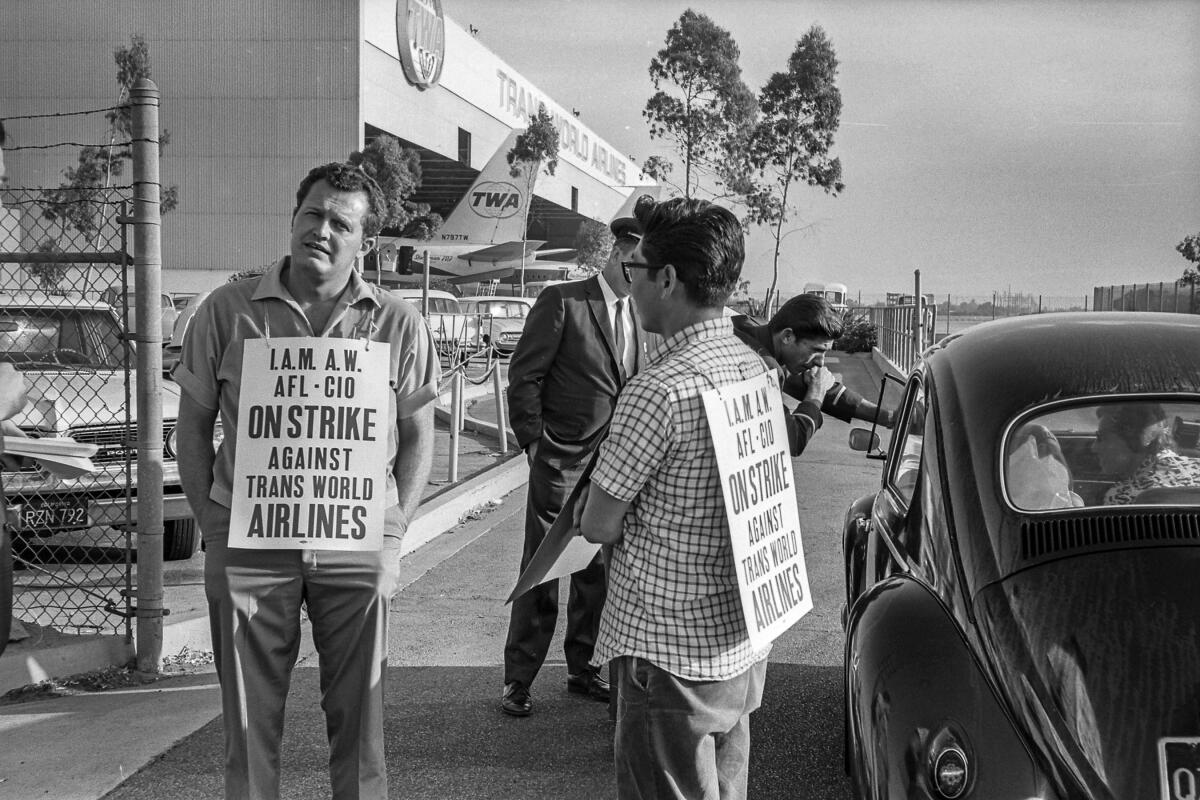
[203,502,405,800]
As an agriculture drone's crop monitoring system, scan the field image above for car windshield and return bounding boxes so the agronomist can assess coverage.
[1003,399,1200,510]
[0,307,127,369]
[469,301,528,318]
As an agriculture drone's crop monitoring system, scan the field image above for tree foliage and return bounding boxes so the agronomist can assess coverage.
[742,25,844,311]
[1178,231,1200,285]
[33,34,178,290]
[506,108,561,289]
[573,219,613,275]
[642,10,757,199]
[348,134,439,237]
[507,107,560,179]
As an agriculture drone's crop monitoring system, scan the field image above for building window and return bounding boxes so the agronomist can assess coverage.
[570,186,579,212]
[458,128,472,166]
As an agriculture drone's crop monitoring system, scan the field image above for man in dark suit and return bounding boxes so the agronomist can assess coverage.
[500,204,648,716]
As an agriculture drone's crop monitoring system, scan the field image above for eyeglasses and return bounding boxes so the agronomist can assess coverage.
[621,260,665,283]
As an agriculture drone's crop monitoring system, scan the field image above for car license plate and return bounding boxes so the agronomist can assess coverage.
[15,496,91,531]
[1160,737,1200,800]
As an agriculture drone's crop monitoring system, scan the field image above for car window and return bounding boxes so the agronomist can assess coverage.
[0,308,125,368]
[887,381,926,506]
[1004,399,1200,510]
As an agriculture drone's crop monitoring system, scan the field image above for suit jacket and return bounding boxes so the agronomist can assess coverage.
[507,275,643,470]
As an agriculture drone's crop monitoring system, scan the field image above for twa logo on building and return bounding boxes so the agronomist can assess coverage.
[397,0,445,89]
[468,182,523,219]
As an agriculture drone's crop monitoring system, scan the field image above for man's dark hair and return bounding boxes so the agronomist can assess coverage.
[637,197,743,307]
[293,162,387,238]
[768,294,844,340]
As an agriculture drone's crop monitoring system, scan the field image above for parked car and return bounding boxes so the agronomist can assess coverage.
[459,295,533,355]
[170,292,198,312]
[100,285,178,342]
[162,290,210,377]
[841,312,1200,799]
[0,293,206,560]
[390,289,482,357]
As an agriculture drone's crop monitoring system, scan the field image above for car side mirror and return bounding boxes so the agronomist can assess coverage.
[849,427,886,460]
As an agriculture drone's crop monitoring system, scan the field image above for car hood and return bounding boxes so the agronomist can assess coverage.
[13,370,182,433]
[977,548,1200,797]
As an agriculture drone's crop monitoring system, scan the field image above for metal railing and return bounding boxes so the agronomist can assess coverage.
[1093,282,1199,314]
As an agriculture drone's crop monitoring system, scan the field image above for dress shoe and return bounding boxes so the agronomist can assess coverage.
[501,681,532,716]
[567,670,610,702]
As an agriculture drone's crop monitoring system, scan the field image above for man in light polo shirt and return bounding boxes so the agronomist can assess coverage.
[174,162,438,800]
[579,197,769,800]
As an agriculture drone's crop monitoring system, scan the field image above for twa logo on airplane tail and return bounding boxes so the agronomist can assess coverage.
[469,181,523,219]
[374,128,570,285]
[434,129,532,244]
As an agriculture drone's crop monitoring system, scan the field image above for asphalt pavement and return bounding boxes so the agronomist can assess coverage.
[0,350,898,800]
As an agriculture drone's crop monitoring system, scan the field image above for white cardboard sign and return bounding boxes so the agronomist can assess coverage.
[229,337,392,550]
[702,371,813,649]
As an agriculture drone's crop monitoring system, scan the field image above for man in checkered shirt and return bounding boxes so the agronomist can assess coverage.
[578,197,771,800]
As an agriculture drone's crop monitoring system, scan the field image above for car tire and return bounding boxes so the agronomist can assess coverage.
[163,518,199,561]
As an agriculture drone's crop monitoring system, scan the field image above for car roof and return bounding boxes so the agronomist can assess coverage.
[0,292,113,311]
[389,289,458,300]
[929,312,1200,424]
[459,295,533,304]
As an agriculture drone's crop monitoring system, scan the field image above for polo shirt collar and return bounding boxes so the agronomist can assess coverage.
[251,257,381,310]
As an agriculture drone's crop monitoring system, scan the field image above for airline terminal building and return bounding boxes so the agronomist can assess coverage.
[0,0,655,293]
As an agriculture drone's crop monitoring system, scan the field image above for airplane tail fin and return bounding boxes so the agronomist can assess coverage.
[438,129,538,245]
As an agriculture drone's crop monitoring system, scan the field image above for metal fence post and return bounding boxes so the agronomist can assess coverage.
[448,369,462,482]
[492,361,508,455]
[131,78,165,673]
[912,269,923,364]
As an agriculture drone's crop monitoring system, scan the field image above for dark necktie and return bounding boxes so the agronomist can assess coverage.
[614,298,627,382]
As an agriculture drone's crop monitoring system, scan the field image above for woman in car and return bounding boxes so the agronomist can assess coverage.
[1094,403,1200,504]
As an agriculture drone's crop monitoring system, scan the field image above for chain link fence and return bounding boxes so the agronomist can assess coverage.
[1,185,136,638]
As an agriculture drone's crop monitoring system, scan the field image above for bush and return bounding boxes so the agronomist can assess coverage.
[835,312,878,353]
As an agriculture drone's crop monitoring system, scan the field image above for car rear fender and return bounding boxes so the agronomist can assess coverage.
[842,492,876,616]
[845,577,1053,799]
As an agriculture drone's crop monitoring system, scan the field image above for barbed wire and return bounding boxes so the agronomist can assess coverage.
[4,138,158,151]
[0,195,131,208]
[0,105,127,123]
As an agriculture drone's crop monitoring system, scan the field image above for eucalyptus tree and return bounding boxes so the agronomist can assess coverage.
[1178,231,1200,285]
[573,219,614,275]
[642,9,757,200]
[743,25,845,311]
[34,35,178,289]
[506,107,560,291]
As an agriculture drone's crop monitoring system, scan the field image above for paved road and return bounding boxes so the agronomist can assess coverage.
[102,353,888,800]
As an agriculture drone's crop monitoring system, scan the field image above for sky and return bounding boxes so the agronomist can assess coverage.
[445,0,1200,302]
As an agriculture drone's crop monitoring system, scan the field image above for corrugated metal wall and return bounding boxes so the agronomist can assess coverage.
[1,0,361,292]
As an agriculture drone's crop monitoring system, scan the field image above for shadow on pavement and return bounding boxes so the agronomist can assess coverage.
[103,662,852,800]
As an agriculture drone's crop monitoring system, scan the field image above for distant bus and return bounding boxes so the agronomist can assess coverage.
[886,292,935,307]
[803,281,849,312]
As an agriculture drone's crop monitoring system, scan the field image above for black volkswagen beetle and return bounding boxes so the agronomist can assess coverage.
[842,312,1200,800]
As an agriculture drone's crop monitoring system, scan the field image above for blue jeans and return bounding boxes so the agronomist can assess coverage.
[613,656,768,800]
